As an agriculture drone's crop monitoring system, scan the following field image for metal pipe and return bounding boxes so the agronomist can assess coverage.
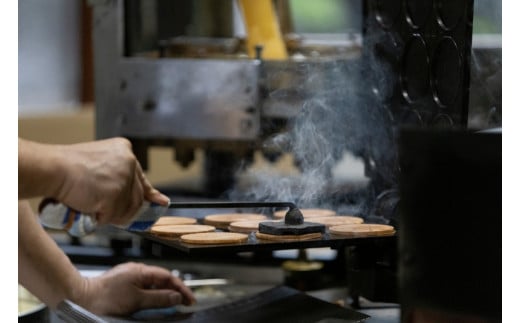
[167,201,296,210]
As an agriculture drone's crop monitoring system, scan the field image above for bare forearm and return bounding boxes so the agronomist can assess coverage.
[18,200,86,309]
[18,138,64,199]
[18,199,196,315]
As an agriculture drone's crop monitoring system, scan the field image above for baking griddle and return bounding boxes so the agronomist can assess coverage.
[131,229,396,254]
[128,200,396,254]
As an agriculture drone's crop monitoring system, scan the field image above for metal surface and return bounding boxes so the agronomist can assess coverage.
[174,285,370,323]
[364,0,475,127]
[98,285,371,323]
[55,300,106,323]
[115,59,260,140]
[91,0,285,141]
[93,1,261,141]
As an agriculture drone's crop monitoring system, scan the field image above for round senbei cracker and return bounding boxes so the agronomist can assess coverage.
[203,213,268,229]
[329,224,395,238]
[273,208,336,219]
[152,216,197,226]
[228,220,281,233]
[308,216,363,227]
[150,224,215,238]
[180,232,249,245]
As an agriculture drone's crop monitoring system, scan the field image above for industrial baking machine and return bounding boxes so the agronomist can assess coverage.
[79,1,500,322]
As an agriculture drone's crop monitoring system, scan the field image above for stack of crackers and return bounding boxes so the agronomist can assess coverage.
[149,213,269,245]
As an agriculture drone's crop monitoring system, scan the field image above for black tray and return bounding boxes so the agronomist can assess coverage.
[132,230,396,254]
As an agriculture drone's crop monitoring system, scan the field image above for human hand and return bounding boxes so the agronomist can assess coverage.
[77,262,196,317]
[53,137,169,225]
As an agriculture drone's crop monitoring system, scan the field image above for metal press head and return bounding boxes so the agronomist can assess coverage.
[284,207,304,225]
[258,207,325,236]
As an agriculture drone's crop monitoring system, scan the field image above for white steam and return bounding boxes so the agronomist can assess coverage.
[229,30,399,209]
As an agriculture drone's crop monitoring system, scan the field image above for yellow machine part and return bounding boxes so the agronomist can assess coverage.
[238,0,288,60]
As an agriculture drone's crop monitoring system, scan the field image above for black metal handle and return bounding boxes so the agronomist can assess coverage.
[167,201,304,225]
[167,201,297,210]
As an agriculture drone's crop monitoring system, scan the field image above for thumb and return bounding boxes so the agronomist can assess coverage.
[136,162,170,206]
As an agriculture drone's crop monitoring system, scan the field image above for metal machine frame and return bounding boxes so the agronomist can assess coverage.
[92,0,261,164]
[91,0,363,195]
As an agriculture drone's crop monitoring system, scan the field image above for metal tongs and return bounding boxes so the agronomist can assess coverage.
[167,201,325,235]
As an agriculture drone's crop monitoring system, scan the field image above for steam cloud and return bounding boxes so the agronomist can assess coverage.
[229,29,399,211]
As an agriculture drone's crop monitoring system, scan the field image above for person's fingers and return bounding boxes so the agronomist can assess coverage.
[167,276,197,305]
[136,162,170,206]
[138,289,183,309]
[147,188,170,206]
[138,265,180,291]
[139,266,196,306]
